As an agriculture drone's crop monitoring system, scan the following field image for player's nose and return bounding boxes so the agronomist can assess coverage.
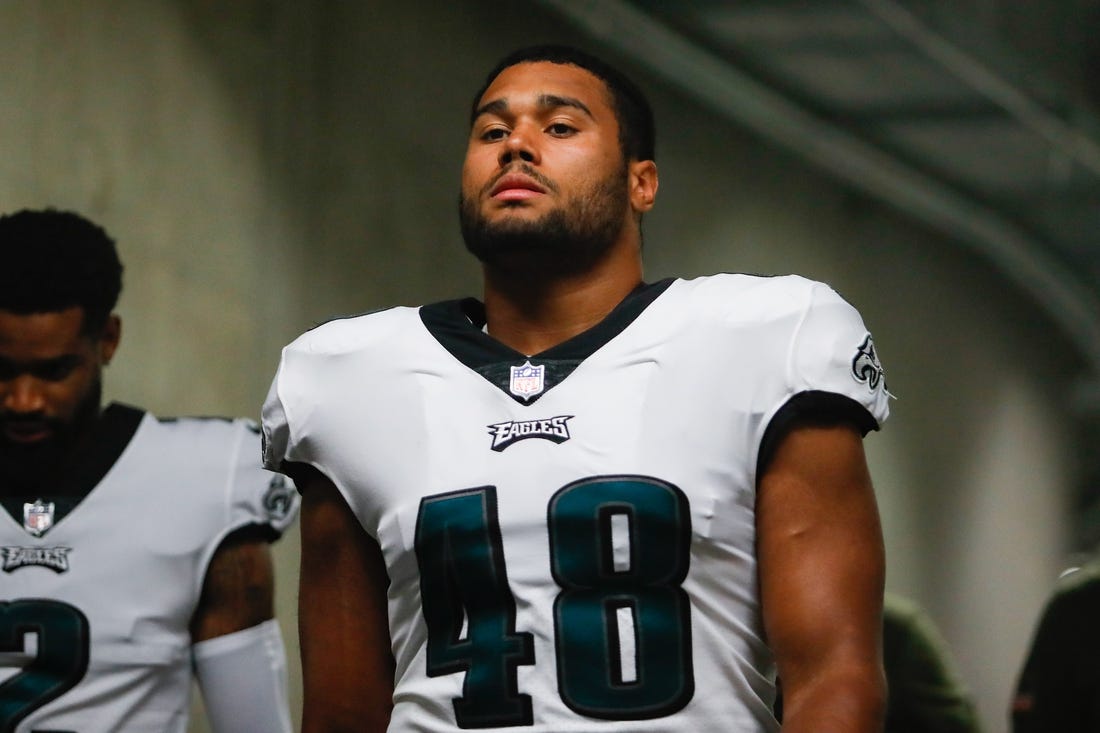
[2,375,47,414]
[499,122,539,166]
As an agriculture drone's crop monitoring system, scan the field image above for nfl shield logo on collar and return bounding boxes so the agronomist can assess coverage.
[509,361,545,400]
[24,499,56,537]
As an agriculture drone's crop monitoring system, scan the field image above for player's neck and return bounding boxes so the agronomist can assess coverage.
[0,407,105,498]
[481,244,644,356]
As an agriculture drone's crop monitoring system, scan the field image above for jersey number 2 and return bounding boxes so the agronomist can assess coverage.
[0,599,89,733]
[415,475,693,729]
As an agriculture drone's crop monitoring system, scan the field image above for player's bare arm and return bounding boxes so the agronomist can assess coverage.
[757,421,886,733]
[190,525,294,733]
[297,464,395,733]
[191,526,276,640]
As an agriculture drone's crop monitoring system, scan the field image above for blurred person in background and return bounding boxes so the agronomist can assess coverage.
[881,594,981,732]
[777,594,981,732]
[1012,559,1100,732]
[0,208,298,733]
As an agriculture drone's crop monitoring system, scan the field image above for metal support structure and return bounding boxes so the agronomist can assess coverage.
[858,0,1100,177]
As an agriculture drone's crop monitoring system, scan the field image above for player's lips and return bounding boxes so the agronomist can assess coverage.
[490,173,546,201]
[1,421,52,444]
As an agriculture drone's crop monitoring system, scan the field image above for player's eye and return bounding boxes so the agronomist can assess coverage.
[481,127,509,142]
[34,359,79,382]
[546,123,575,137]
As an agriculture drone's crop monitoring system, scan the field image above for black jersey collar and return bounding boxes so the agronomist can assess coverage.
[419,278,674,404]
[0,402,145,537]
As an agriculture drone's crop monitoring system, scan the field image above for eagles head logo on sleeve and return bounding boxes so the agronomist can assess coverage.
[262,474,295,521]
[851,334,887,392]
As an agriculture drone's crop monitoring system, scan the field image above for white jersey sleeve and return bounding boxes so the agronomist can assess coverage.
[262,307,413,536]
[163,416,299,576]
[788,279,891,421]
[222,418,299,540]
[261,365,296,475]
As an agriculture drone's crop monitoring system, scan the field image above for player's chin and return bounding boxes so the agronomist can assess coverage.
[488,200,546,218]
[0,433,60,476]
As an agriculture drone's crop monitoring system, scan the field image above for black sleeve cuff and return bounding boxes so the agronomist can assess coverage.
[757,390,879,475]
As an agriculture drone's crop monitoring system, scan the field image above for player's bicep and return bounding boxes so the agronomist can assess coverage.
[296,464,394,733]
[191,527,275,642]
[756,421,885,727]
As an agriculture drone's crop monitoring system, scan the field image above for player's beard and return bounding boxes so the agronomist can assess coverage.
[0,378,103,492]
[459,161,630,277]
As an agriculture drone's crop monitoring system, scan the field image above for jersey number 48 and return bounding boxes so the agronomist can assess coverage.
[415,475,694,729]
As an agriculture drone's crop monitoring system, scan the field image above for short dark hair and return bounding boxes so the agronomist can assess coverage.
[471,44,656,163]
[0,208,123,334]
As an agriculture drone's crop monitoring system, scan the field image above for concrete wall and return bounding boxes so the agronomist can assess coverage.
[0,2,1085,731]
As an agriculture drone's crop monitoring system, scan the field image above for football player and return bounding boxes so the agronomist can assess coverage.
[265,45,891,732]
[0,208,297,732]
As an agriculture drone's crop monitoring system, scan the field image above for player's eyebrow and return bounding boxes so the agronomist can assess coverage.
[0,354,81,378]
[536,93,593,119]
[473,97,509,121]
[472,94,595,122]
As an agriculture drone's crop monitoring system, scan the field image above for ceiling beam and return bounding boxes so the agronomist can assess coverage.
[858,0,1100,178]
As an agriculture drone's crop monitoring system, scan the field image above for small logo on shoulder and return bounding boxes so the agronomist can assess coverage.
[2,546,72,573]
[851,335,886,391]
[509,361,545,401]
[263,474,296,521]
[488,416,573,452]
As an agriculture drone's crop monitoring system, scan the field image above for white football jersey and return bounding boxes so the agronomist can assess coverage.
[0,404,298,733]
[264,274,890,732]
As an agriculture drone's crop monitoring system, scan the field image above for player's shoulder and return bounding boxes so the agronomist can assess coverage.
[672,272,843,319]
[283,305,422,359]
[149,411,259,440]
[103,401,250,439]
[139,411,269,467]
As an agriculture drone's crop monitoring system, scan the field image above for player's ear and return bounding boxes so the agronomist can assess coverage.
[629,159,658,214]
[99,314,121,366]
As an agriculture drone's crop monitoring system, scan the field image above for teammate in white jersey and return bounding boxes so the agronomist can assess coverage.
[264,46,891,732]
[0,209,298,732]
